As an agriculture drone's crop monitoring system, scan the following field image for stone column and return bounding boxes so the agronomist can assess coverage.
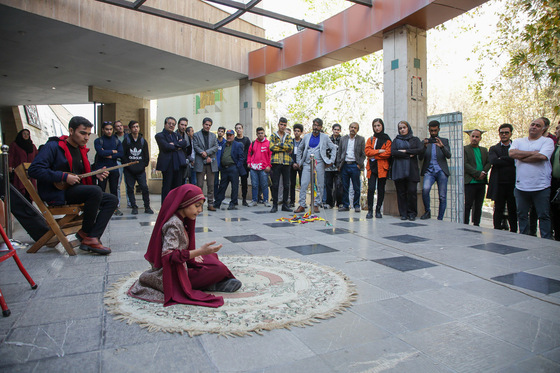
[382,25,427,216]
[239,78,265,139]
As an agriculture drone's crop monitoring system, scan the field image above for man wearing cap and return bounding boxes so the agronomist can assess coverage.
[464,129,490,226]
[510,118,555,238]
[214,130,247,210]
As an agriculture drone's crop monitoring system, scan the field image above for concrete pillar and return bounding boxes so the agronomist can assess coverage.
[239,78,265,139]
[382,25,427,216]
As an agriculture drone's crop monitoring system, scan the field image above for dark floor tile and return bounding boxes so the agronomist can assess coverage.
[470,243,527,255]
[383,234,430,244]
[263,222,295,228]
[139,221,155,227]
[317,228,353,235]
[459,227,483,233]
[224,234,266,243]
[391,222,428,228]
[252,211,271,214]
[372,256,437,272]
[336,218,366,222]
[492,272,560,295]
[111,216,138,221]
[195,227,212,233]
[286,244,338,255]
[221,217,249,222]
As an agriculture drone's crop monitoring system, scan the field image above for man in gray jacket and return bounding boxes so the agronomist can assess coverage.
[419,120,451,220]
[336,122,366,212]
[294,118,337,213]
[193,117,218,211]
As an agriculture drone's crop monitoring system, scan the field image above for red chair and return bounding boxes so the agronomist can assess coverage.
[0,223,37,317]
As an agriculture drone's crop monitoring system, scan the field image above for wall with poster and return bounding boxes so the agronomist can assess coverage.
[156,85,240,132]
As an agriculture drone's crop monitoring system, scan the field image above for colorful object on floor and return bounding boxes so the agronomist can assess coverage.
[276,211,326,224]
[105,255,357,336]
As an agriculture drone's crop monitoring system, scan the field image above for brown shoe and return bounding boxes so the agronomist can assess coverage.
[313,206,320,213]
[75,229,88,242]
[294,206,305,213]
[207,205,216,211]
[79,236,111,255]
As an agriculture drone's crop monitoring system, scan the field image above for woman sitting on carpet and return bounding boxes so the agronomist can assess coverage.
[129,184,241,307]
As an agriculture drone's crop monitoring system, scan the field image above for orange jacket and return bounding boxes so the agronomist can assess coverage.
[365,136,392,179]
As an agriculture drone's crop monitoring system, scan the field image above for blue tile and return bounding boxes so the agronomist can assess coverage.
[391,222,427,228]
[470,243,527,255]
[492,272,560,295]
[336,218,366,222]
[286,244,338,255]
[263,222,295,228]
[224,234,266,243]
[372,256,437,272]
[317,228,353,235]
[383,234,429,244]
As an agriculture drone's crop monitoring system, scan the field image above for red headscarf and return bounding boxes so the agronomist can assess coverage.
[144,184,205,268]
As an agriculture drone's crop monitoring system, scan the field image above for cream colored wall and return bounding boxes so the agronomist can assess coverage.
[2,0,264,75]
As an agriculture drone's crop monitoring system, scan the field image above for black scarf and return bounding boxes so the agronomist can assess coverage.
[373,122,391,149]
[15,130,34,154]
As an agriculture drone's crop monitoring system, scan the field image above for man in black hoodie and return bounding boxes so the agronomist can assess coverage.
[123,120,153,214]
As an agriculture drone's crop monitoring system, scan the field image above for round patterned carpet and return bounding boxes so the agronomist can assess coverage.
[105,255,357,336]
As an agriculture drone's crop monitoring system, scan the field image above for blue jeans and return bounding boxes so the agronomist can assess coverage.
[341,163,361,208]
[250,169,269,202]
[422,169,448,220]
[515,187,551,239]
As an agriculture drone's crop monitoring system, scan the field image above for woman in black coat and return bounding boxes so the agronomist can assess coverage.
[391,121,424,220]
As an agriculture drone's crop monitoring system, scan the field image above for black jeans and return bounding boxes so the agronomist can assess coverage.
[271,164,290,207]
[493,182,517,232]
[290,166,302,205]
[161,168,183,203]
[367,174,386,211]
[65,184,118,238]
[124,169,150,209]
[394,178,418,218]
[214,166,239,207]
[239,170,249,202]
[97,169,119,198]
[464,183,486,226]
[325,171,341,208]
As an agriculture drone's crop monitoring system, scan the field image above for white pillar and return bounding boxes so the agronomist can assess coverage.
[239,78,265,139]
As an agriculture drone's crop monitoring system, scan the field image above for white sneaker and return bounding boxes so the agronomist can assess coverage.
[248,201,257,207]
[264,202,271,207]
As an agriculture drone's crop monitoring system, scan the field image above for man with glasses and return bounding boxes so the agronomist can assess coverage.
[487,124,517,232]
[155,116,188,203]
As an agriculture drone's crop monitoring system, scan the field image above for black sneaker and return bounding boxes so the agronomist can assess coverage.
[420,211,431,220]
[131,207,138,215]
[242,200,249,207]
[281,205,293,212]
[270,205,278,213]
[145,207,154,214]
[207,278,242,292]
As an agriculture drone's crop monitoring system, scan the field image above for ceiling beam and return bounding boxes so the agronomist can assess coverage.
[132,0,147,9]
[213,0,261,30]
[205,0,323,32]
[347,0,372,6]
[95,0,283,48]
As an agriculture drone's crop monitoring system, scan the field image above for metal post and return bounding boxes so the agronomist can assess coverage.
[309,154,315,214]
[2,145,12,238]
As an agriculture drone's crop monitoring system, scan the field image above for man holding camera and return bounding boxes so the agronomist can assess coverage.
[419,120,451,220]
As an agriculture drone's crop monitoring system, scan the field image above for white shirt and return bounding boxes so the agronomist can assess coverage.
[346,137,356,162]
[510,136,554,191]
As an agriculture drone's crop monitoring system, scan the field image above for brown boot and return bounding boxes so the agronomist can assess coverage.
[80,236,111,255]
[295,206,305,213]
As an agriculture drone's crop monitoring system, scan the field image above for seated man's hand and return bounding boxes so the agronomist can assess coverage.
[96,168,110,181]
[66,174,81,185]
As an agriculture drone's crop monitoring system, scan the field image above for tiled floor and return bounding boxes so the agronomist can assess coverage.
[1,194,559,372]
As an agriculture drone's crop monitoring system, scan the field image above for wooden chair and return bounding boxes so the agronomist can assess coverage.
[14,163,83,256]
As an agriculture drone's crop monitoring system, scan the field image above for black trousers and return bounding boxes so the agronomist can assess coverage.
[394,178,418,218]
[214,166,240,207]
[464,183,486,226]
[65,184,118,238]
[239,170,248,202]
[325,171,341,208]
[161,168,183,203]
[97,169,119,198]
[367,174,386,211]
[271,164,290,206]
[290,166,302,205]
[493,182,517,232]
[124,169,150,209]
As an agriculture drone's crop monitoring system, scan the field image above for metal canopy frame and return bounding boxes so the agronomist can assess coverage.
[95,0,372,48]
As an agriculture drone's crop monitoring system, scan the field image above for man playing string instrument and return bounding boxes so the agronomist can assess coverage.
[29,116,118,255]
